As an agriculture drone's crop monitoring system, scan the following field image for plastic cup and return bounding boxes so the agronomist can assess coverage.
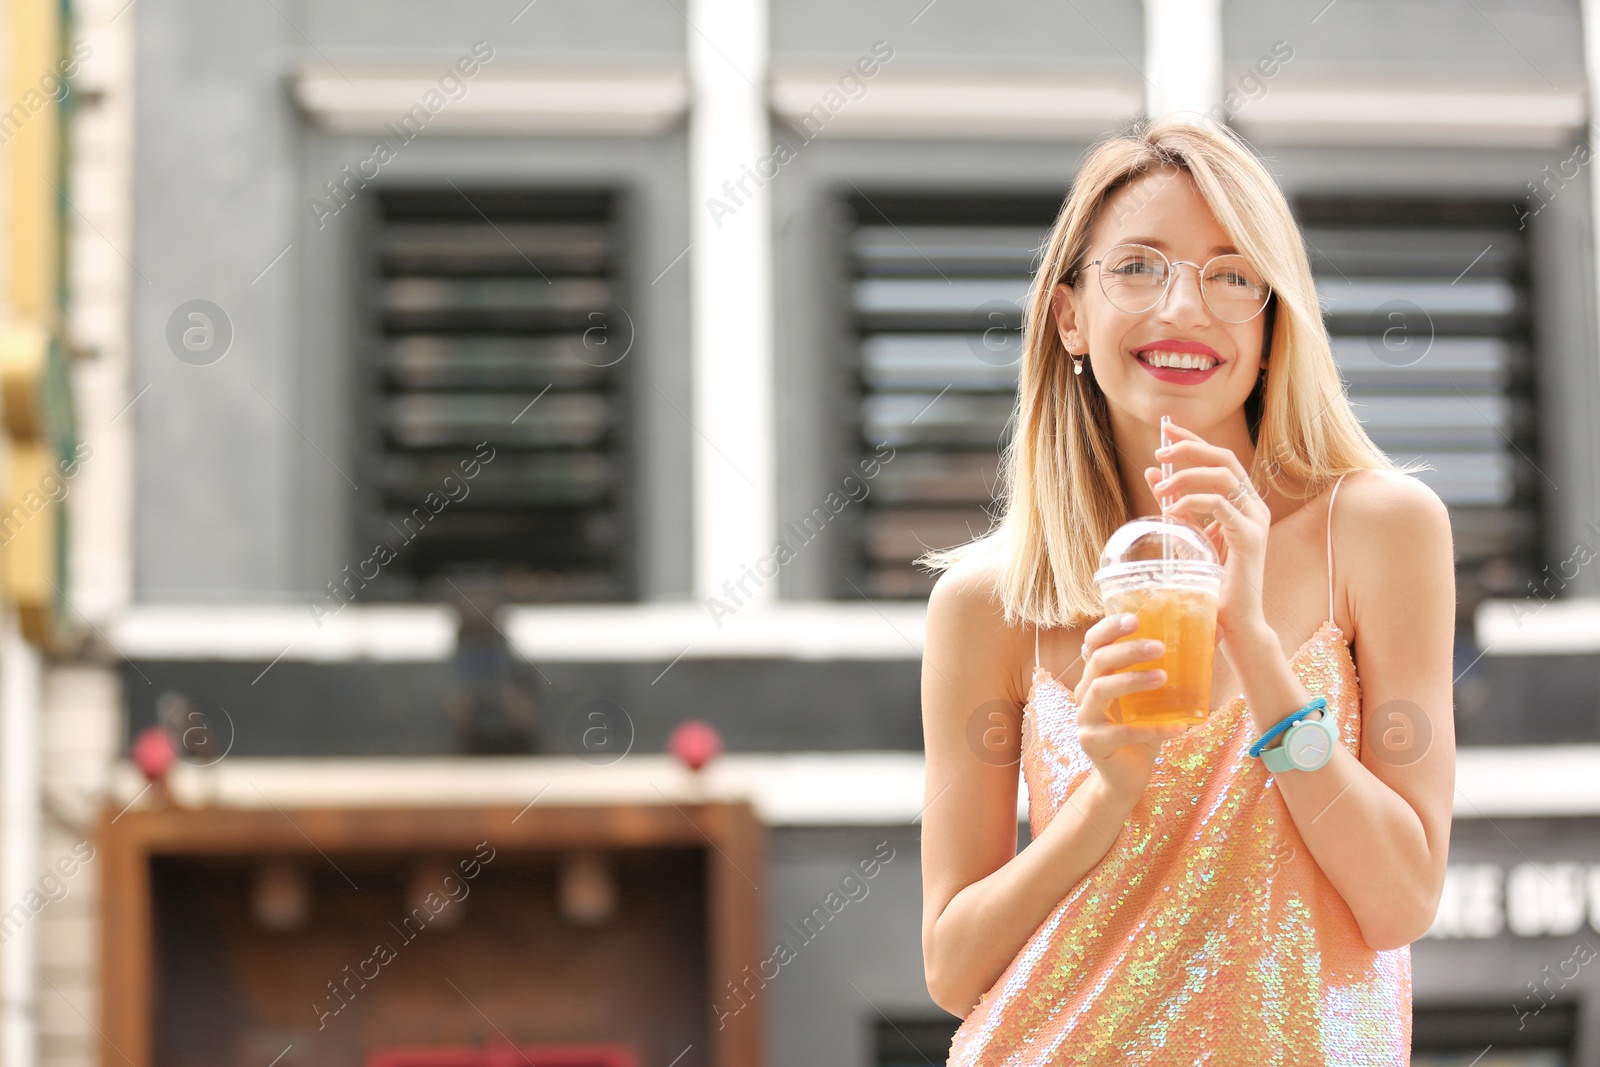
[1093,519,1224,725]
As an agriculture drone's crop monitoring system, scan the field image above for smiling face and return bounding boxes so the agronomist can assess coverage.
[1051,167,1268,437]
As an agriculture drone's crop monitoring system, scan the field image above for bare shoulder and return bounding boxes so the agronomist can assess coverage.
[925,550,1032,706]
[1335,469,1453,550]
[1336,469,1455,631]
[926,550,1012,646]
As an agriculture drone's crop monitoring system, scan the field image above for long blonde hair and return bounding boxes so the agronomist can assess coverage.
[917,117,1426,629]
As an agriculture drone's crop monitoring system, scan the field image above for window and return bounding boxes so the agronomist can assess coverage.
[360,188,634,602]
[1412,1001,1575,1065]
[873,1017,960,1066]
[1298,198,1540,634]
[845,192,1061,598]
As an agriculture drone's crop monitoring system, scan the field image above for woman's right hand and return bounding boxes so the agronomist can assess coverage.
[1073,613,1188,802]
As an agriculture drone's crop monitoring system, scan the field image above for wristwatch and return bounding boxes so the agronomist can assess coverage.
[1261,706,1338,773]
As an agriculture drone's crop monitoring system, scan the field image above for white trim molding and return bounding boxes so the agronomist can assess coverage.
[109,604,459,662]
[503,601,926,661]
[688,0,776,603]
[103,602,928,662]
[1143,0,1223,120]
[110,752,960,827]
[769,66,1141,142]
[1456,745,1600,818]
[104,745,1600,827]
[1232,80,1587,148]
[1475,597,1600,654]
[291,64,690,136]
[0,614,41,1067]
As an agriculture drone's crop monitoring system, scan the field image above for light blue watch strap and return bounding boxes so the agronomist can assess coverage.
[1261,711,1338,773]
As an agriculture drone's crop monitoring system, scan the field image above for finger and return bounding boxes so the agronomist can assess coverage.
[1089,637,1165,674]
[1166,473,1265,514]
[1156,438,1234,471]
[1084,611,1139,655]
[1157,420,1206,443]
[1080,669,1167,720]
[1088,721,1190,750]
[1170,492,1259,528]
[1153,467,1239,497]
[1155,433,1250,485]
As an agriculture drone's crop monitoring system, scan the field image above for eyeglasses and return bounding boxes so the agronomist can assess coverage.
[1073,243,1271,324]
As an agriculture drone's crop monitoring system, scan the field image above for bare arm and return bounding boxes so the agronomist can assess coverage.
[1226,473,1456,949]
[919,558,1181,1017]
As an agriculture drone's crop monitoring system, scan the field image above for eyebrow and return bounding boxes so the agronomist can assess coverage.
[1115,237,1239,257]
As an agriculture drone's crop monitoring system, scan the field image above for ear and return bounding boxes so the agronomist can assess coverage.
[1050,282,1085,353]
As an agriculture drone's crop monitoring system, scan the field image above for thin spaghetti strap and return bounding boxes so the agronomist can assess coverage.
[1327,472,1349,627]
[1034,624,1041,674]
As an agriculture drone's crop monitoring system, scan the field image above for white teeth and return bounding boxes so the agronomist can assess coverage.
[1141,350,1218,370]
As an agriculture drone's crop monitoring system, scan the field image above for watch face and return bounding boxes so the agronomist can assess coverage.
[1288,727,1331,768]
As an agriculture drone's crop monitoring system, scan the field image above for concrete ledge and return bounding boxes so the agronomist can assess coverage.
[770,66,1140,141]
[109,752,960,827]
[109,604,458,662]
[1476,596,1600,655]
[108,602,930,662]
[1233,79,1586,147]
[292,64,690,136]
[104,745,1600,827]
[502,601,927,661]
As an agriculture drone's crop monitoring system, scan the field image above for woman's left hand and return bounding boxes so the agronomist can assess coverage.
[1143,420,1270,647]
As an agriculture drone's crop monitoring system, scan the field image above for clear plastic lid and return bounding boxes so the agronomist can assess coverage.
[1093,413,1227,590]
[1093,516,1222,586]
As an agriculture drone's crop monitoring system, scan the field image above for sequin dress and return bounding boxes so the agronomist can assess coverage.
[947,473,1412,1066]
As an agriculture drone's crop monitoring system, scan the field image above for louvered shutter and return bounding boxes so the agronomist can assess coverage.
[1300,198,1539,631]
[362,189,632,600]
[847,194,1059,597]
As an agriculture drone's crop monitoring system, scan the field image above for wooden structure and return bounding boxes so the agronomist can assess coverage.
[98,801,765,1067]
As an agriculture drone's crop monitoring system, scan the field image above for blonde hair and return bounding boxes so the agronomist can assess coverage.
[917,117,1426,629]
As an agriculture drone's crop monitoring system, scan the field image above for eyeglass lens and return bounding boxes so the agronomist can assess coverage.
[1096,243,1269,323]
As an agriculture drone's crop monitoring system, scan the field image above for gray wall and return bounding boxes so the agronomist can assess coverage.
[132,0,694,602]
[1224,0,1586,80]
[771,0,1142,72]
[133,0,1600,604]
[764,825,944,1067]
[133,0,305,599]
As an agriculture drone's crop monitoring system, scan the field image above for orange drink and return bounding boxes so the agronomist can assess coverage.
[1102,584,1220,725]
[1094,514,1225,726]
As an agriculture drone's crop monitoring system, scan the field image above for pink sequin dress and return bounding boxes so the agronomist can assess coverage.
[947,473,1412,1065]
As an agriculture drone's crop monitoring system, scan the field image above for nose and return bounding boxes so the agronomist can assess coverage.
[1153,261,1211,328]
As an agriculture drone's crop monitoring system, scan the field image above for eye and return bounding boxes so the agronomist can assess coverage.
[1206,259,1264,291]
[1108,252,1163,277]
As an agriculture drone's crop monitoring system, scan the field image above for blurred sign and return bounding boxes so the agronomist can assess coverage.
[1428,862,1600,939]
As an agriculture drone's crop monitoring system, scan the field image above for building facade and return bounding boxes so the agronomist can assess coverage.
[2,0,1599,1064]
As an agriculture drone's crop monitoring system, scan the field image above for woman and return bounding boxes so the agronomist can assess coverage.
[917,118,1456,1064]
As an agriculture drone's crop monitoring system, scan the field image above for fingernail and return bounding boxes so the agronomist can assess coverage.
[1120,614,1137,628]
[1143,640,1163,655]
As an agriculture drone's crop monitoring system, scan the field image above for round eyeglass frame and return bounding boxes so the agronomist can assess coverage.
[1071,242,1272,324]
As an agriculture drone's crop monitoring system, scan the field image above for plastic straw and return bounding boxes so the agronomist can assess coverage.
[1159,415,1173,577]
